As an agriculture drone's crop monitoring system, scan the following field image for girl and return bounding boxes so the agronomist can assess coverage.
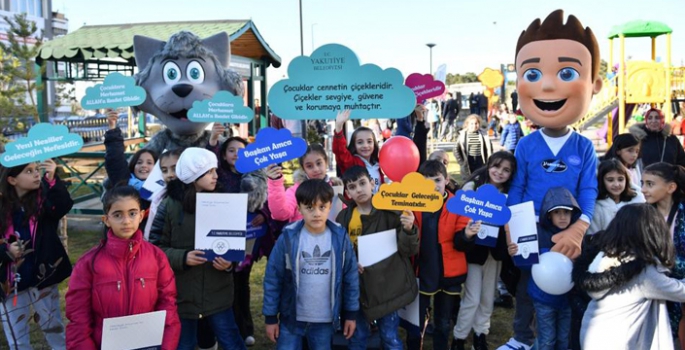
[65,186,180,349]
[333,110,384,192]
[452,151,516,349]
[641,162,685,348]
[144,148,184,243]
[454,114,494,182]
[208,123,248,193]
[0,160,72,349]
[105,111,158,230]
[574,204,685,350]
[588,159,645,235]
[155,147,246,350]
[267,143,341,222]
[603,133,643,188]
[500,114,524,153]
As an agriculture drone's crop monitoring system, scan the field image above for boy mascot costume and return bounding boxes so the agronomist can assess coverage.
[499,9,601,350]
[132,31,244,154]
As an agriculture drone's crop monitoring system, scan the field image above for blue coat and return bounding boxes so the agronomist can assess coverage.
[500,122,524,151]
[262,220,359,331]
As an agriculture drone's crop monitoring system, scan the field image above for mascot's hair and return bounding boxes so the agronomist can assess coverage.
[134,31,244,113]
[516,9,600,78]
[241,170,268,212]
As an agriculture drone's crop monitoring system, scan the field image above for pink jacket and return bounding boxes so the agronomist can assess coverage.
[65,230,180,350]
[267,177,302,222]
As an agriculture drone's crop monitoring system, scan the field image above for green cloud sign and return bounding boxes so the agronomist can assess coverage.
[187,91,254,123]
[80,72,147,110]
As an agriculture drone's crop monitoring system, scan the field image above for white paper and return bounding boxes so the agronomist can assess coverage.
[141,154,167,200]
[508,201,539,264]
[195,193,248,261]
[475,224,500,247]
[328,185,344,221]
[398,279,420,327]
[357,229,397,267]
[101,310,166,350]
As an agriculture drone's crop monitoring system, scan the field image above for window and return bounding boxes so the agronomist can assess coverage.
[10,0,43,17]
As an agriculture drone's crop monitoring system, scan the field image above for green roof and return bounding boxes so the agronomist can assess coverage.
[608,20,673,39]
[38,20,281,67]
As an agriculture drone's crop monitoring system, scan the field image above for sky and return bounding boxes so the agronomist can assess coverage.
[54,0,685,89]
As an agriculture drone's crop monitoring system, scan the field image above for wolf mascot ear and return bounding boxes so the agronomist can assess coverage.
[133,31,244,155]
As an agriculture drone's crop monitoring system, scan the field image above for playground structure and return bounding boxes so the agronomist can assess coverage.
[574,20,685,146]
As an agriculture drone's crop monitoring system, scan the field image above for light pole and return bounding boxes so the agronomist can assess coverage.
[426,43,436,76]
[299,0,304,55]
[311,23,317,52]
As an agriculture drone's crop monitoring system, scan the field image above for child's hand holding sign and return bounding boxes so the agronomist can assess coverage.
[465,219,482,238]
[400,210,415,232]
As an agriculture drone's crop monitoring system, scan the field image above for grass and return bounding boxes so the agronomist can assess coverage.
[0,151,516,349]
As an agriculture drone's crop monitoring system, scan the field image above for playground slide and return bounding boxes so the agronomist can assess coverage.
[597,103,636,142]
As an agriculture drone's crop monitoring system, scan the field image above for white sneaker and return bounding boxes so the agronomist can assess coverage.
[495,338,532,350]
[245,335,256,347]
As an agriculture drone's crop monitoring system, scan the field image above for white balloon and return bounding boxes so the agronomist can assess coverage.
[531,251,574,295]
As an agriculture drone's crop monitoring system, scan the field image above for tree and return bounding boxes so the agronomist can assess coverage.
[446,72,479,85]
[0,13,44,121]
[599,59,608,79]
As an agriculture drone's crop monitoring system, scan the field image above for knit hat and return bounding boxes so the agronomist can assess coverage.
[176,147,218,184]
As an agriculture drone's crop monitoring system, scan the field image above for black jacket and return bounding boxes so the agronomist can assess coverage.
[442,99,460,122]
[0,176,73,298]
[629,123,685,168]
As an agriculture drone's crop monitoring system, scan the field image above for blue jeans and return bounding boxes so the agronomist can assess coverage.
[534,301,571,350]
[277,321,333,350]
[349,311,402,350]
[178,308,246,350]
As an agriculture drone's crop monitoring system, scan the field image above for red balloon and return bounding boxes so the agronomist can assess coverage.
[382,129,392,139]
[379,136,420,182]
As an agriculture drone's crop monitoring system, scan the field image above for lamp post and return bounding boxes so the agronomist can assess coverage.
[299,0,304,55]
[311,23,317,52]
[426,43,436,76]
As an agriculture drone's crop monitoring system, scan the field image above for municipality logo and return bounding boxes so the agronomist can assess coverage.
[302,245,331,266]
[541,159,567,173]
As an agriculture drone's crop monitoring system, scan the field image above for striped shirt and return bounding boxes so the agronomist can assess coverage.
[467,132,482,157]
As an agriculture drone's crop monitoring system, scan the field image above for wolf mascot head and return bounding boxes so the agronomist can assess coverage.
[133,31,244,154]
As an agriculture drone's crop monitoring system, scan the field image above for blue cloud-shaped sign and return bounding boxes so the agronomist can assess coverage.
[235,127,307,173]
[80,72,147,110]
[446,184,512,226]
[188,91,254,123]
[1,123,84,167]
[268,43,416,120]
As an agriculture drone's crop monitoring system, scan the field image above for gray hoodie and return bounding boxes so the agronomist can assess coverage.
[576,250,685,349]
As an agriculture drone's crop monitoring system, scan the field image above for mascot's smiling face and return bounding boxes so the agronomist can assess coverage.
[134,31,244,136]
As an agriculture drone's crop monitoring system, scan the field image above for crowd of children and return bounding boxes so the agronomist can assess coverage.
[4,103,685,350]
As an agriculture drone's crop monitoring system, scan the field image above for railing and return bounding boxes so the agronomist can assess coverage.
[672,67,685,100]
[573,75,619,130]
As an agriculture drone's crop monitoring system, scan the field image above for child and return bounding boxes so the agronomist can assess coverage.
[574,204,685,349]
[262,179,359,349]
[0,160,73,349]
[145,148,183,243]
[334,110,384,192]
[500,113,524,153]
[408,160,479,350]
[603,133,643,188]
[104,111,158,230]
[428,150,459,194]
[336,166,419,350]
[452,151,516,350]
[454,114,494,181]
[208,123,248,193]
[510,187,581,350]
[267,143,340,222]
[641,162,685,346]
[154,147,246,350]
[588,159,645,234]
[65,186,180,349]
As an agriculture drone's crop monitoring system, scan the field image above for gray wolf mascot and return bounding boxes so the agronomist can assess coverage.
[133,31,244,154]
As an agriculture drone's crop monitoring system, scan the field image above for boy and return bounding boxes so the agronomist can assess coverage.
[263,179,359,349]
[336,166,419,350]
[508,187,580,350]
[502,10,601,350]
[408,160,481,350]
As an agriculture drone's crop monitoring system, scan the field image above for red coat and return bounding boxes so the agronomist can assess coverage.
[65,230,180,350]
[333,130,385,184]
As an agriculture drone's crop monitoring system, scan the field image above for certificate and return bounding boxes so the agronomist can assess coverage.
[398,279,420,327]
[475,224,500,247]
[508,201,539,266]
[140,152,167,201]
[101,310,166,350]
[328,185,345,221]
[357,229,397,267]
[196,193,247,262]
